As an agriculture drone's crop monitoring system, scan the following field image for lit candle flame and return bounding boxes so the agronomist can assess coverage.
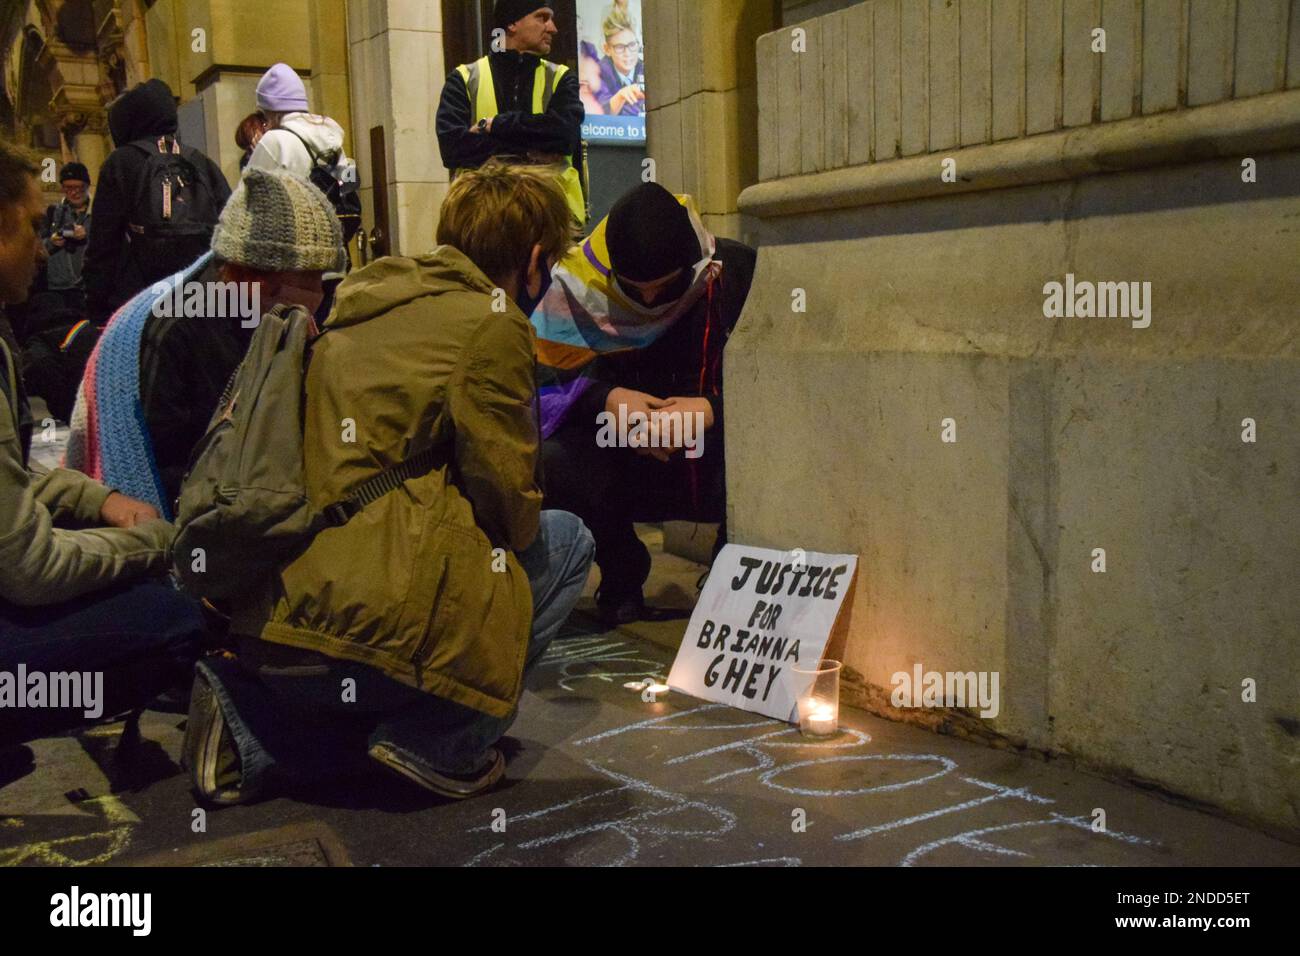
[624,679,671,701]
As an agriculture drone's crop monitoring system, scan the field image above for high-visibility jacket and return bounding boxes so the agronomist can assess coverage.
[454,55,586,225]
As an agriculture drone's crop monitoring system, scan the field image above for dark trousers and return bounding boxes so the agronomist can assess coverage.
[203,511,596,788]
[541,419,726,591]
[0,580,206,747]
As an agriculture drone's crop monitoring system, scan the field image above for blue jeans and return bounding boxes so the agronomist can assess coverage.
[203,510,594,792]
[0,579,205,747]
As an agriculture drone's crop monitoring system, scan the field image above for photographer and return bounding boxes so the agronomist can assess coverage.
[37,163,92,319]
[16,164,96,420]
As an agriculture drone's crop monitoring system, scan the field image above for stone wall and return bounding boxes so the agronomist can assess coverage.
[345,0,446,257]
[643,0,777,239]
[782,0,864,25]
[759,0,1300,179]
[731,0,1300,835]
[146,0,352,189]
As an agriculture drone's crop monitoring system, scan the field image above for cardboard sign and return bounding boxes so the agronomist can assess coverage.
[668,545,858,722]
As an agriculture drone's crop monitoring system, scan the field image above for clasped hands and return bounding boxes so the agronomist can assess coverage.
[605,387,714,463]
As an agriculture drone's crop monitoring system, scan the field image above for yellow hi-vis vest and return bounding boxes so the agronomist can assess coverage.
[455,55,586,225]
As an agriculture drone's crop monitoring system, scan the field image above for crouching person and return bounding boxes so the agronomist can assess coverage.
[184,160,594,804]
[66,168,343,513]
[0,141,204,761]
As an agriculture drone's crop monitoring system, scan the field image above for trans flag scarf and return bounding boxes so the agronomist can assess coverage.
[530,195,721,438]
[64,252,215,519]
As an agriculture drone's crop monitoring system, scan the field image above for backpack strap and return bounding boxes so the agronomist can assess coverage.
[280,127,319,163]
[321,443,447,527]
[281,128,343,171]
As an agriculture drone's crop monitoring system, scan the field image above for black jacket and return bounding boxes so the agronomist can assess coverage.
[573,238,758,447]
[84,80,230,324]
[138,261,253,503]
[436,51,583,170]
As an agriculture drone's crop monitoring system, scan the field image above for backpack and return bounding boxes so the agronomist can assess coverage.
[126,136,223,281]
[283,129,363,247]
[172,304,441,602]
[20,316,99,423]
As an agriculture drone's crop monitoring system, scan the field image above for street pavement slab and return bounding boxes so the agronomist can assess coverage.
[2,528,1297,867]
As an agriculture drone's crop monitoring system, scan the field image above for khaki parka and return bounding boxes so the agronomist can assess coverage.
[232,248,542,719]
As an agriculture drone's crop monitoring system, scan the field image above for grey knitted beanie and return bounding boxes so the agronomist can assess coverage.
[211,168,345,273]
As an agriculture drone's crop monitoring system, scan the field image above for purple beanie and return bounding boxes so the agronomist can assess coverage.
[256,63,309,112]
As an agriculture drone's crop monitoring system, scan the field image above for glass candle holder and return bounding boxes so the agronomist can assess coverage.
[793,659,841,737]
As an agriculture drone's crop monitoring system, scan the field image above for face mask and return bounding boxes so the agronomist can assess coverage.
[515,260,554,316]
[611,267,694,316]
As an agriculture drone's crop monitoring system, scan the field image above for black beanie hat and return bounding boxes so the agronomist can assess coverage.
[606,183,701,282]
[59,162,90,184]
[494,0,548,30]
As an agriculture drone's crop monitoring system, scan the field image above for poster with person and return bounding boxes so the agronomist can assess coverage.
[577,0,646,145]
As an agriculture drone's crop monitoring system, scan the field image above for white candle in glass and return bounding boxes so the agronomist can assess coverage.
[803,699,837,736]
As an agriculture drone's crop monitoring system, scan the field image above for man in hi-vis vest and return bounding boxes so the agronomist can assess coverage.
[437,1,587,226]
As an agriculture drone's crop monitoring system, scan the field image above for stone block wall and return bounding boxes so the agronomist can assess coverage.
[759,0,1300,179]
[644,0,778,239]
[731,0,1300,835]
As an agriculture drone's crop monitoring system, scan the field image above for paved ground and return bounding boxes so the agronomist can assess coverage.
[2,528,1297,867]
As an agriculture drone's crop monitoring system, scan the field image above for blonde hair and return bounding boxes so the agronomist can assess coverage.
[603,9,635,41]
[438,160,576,288]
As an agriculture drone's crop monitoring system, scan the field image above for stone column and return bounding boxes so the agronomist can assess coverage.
[120,0,153,87]
[138,0,353,189]
[345,0,447,257]
[643,0,776,240]
[70,115,112,181]
[42,36,111,181]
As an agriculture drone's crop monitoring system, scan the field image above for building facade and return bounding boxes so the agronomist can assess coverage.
[2,0,647,257]
[5,0,1295,837]
[644,0,1299,837]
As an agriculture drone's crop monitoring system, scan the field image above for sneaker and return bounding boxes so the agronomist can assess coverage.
[368,742,504,799]
[181,670,252,807]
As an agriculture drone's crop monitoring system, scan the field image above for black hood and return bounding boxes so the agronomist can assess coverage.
[108,78,178,147]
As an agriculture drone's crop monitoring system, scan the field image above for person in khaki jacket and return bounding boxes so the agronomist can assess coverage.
[0,141,203,770]
[184,160,594,803]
